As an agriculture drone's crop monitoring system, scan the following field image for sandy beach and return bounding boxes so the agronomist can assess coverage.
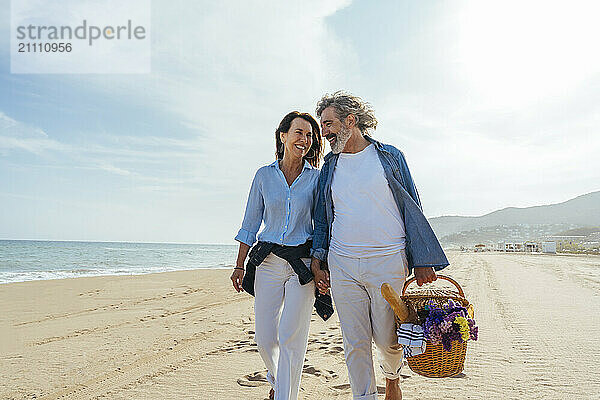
[2,250,600,399]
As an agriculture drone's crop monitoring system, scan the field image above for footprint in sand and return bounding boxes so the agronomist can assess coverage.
[327,346,344,355]
[216,339,258,354]
[302,364,338,381]
[333,383,351,391]
[237,371,269,387]
[333,384,396,394]
[239,364,338,386]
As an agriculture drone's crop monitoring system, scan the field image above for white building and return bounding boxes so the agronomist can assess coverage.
[497,241,525,252]
[542,241,557,254]
[524,241,541,252]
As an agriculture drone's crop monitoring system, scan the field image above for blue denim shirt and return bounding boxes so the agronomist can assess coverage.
[311,136,449,273]
[236,160,319,247]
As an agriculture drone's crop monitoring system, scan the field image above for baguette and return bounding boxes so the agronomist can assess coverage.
[381,283,409,322]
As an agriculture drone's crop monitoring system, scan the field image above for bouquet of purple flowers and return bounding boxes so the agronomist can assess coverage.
[421,299,478,351]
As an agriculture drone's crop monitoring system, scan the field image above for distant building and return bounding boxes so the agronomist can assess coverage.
[474,244,486,252]
[524,241,540,252]
[543,235,586,251]
[582,241,600,250]
[497,241,524,252]
[542,241,557,254]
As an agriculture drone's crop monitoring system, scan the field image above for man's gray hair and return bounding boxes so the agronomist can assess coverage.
[315,91,378,135]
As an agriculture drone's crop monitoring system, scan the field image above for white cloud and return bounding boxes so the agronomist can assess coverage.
[30,1,356,182]
[97,163,132,176]
[0,111,206,181]
[456,0,600,107]
[0,111,66,154]
[363,1,600,218]
[376,94,600,217]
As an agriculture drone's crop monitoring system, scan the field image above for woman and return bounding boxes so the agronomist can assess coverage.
[231,111,325,400]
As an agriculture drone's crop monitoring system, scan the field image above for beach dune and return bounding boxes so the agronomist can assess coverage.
[1,251,599,399]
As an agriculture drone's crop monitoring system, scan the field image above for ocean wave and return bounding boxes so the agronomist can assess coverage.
[0,264,233,284]
[102,247,144,251]
[1,241,238,284]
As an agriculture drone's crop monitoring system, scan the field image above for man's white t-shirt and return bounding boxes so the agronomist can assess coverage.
[329,143,406,258]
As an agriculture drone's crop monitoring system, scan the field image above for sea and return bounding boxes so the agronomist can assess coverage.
[0,240,238,284]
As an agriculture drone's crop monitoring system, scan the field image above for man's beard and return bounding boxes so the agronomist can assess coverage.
[330,124,352,154]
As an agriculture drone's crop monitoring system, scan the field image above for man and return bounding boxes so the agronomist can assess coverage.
[310,91,449,400]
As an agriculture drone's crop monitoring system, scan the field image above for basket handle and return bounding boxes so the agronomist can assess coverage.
[402,275,465,298]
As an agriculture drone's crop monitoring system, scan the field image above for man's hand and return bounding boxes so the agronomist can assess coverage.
[414,266,437,286]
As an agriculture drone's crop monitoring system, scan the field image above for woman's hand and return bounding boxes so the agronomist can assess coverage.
[231,267,245,292]
[314,269,330,294]
[232,243,250,292]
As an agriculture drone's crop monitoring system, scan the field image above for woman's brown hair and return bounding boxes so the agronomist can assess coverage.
[275,111,323,168]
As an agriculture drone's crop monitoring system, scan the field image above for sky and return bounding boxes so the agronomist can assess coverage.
[1,0,599,244]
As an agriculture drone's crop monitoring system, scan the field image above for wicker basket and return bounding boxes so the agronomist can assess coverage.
[399,275,471,378]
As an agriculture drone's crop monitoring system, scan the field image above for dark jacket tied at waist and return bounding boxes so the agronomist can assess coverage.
[242,240,334,321]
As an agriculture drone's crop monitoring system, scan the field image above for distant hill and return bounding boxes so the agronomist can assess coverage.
[429,191,600,247]
[554,227,600,236]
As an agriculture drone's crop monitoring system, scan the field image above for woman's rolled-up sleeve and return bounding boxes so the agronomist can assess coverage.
[235,170,264,246]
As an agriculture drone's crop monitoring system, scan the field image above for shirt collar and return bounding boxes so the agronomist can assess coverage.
[363,134,383,149]
[270,159,315,170]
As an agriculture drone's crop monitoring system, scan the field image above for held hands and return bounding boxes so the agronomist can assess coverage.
[310,257,330,294]
[414,266,437,286]
[230,267,244,292]
[314,269,330,294]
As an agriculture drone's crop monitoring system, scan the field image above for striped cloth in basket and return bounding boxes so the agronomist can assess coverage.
[397,323,426,358]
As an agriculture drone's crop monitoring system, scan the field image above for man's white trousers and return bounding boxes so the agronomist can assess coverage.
[328,250,408,400]
[254,253,315,400]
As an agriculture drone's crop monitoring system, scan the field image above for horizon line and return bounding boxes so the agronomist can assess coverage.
[0,238,237,246]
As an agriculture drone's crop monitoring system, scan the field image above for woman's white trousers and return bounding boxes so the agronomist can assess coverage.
[254,253,315,400]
